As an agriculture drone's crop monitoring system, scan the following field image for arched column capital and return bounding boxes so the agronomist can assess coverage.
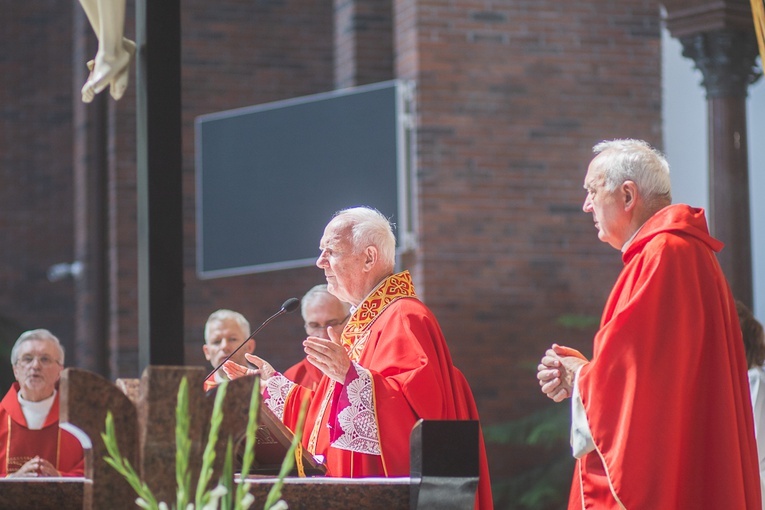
[679,29,761,98]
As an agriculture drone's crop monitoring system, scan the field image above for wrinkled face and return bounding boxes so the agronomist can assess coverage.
[12,339,63,402]
[203,318,252,369]
[303,296,351,339]
[315,221,369,305]
[582,158,629,250]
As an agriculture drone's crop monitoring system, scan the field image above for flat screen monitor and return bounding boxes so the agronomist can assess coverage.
[195,80,414,278]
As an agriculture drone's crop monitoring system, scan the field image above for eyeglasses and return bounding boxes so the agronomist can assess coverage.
[15,354,62,368]
[304,314,351,335]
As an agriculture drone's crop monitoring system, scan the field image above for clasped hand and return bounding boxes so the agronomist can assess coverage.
[537,343,589,403]
[9,456,60,477]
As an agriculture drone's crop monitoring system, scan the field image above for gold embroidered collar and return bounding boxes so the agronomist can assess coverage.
[341,271,417,361]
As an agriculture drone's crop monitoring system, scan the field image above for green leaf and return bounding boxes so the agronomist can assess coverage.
[483,405,569,447]
[263,393,310,510]
[101,411,160,510]
[235,376,261,509]
[175,377,191,510]
[220,437,235,510]
[195,379,228,508]
[556,313,599,330]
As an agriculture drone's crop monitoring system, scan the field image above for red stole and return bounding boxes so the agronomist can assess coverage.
[0,383,85,477]
[4,415,63,474]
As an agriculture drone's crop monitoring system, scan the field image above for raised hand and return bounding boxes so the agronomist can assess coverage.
[303,325,350,384]
[222,359,257,381]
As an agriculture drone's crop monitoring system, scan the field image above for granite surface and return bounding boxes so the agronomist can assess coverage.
[139,366,209,505]
[60,368,138,510]
[245,477,411,510]
[0,478,92,510]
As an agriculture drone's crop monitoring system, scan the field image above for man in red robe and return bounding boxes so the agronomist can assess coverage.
[224,206,493,510]
[283,284,350,391]
[537,139,761,509]
[1,329,84,477]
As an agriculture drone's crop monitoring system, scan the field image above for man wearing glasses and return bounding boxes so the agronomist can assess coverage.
[0,329,84,477]
[284,284,351,390]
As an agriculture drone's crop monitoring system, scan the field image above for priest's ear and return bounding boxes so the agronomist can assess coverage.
[621,180,638,211]
[362,245,378,272]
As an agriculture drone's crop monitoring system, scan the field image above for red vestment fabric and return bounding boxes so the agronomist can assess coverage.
[0,383,85,477]
[283,359,323,391]
[280,271,493,510]
[572,204,760,509]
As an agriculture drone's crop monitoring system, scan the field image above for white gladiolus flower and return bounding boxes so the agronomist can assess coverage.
[241,493,256,509]
[201,484,229,510]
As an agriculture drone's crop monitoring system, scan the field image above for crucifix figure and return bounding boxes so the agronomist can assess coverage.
[78,0,136,102]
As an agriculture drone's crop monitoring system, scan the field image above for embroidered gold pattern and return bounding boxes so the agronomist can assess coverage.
[4,412,62,474]
[341,271,417,362]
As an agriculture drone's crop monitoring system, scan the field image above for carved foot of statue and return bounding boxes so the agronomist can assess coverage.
[108,38,135,101]
[81,38,136,103]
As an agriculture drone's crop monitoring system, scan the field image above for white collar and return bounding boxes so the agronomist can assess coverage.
[17,390,56,430]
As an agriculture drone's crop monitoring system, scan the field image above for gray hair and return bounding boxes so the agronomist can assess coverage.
[300,284,351,320]
[593,139,672,205]
[11,329,65,365]
[204,309,250,343]
[331,207,396,272]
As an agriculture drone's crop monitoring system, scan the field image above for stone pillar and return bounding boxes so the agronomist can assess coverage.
[663,0,762,308]
[678,28,760,306]
[135,0,185,370]
[72,3,110,376]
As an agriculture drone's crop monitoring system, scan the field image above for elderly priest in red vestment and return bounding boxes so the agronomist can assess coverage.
[224,206,493,510]
[537,139,761,509]
[1,329,84,477]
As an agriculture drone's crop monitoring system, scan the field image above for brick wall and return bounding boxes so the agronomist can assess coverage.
[335,0,395,88]
[178,0,337,374]
[97,0,338,375]
[0,2,77,357]
[405,0,662,422]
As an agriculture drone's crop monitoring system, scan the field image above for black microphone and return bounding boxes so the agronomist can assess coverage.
[204,297,300,382]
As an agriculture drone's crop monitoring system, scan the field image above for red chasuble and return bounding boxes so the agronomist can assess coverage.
[572,204,760,509]
[276,271,493,510]
[283,359,323,391]
[0,383,85,477]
